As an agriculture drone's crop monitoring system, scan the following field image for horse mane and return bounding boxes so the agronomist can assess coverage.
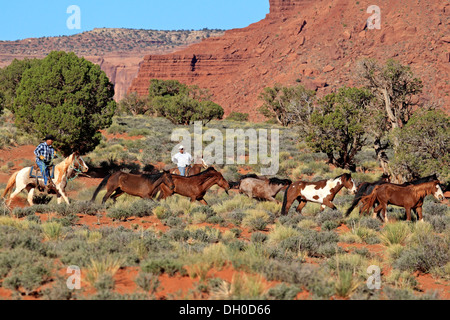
[333,173,351,181]
[268,177,292,185]
[54,153,76,184]
[142,172,165,182]
[412,181,439,199]
[188,166,217,177]
[239,173,260,180]
[409,174,438,185]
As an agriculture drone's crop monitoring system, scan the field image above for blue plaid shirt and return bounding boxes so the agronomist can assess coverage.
[34,142,55,163]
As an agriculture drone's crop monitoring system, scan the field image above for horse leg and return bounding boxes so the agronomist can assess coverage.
[405,207,412,221]
[322,200,336,210]
[102,188,116,204]
[56,186,70,205]
[295,200,307,214]
[197,198,208,205]
[372,204,383,221]
[27,188,36,206]
[8,184,26,206]
[110,189,124,203]
[415,207,423,222]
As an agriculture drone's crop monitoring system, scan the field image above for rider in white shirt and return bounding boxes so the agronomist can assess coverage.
[172,145,192,176]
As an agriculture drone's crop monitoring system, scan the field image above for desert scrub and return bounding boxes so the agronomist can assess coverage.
[279,229,340,258]
[212,194,254,215]
[135,272,160,296]
[297,219,318,230]
[184,225,221,243]
[0,248,52,295]
[267,224,300,245]
[161,195,199,216]
[210,273,268,300]
[85,256,123,286]
[41,221,65,241]
[385,269,418,290]
[185,244,228,280]
[141,257,187,277]
[380,222,411,246]
[266,283,302,300]
[315,209,344,229]
[393,231,449,276]
[348,224,380,245]
[242,209,271,231]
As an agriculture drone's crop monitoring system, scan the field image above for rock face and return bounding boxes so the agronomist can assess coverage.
[0,28,225,102]
[129,0,450,120]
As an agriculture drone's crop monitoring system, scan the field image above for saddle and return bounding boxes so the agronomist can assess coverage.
[29,164,55,179]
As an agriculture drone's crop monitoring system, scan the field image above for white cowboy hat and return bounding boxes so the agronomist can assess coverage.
[179,145,184,150]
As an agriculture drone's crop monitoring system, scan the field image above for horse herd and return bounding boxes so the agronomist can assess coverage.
[1,152,447,223]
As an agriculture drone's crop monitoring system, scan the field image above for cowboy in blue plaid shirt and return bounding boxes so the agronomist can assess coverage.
[34,135,58,190]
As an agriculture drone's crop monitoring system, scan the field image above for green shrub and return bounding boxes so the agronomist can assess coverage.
[266,283,301,300]
[141,258,187,276]
[393,233,449,274]
[227,112,249,122]
[242,210,270,231]
[380,222,411,246]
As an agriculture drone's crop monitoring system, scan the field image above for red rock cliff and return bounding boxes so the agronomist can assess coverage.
[129,0,450,120]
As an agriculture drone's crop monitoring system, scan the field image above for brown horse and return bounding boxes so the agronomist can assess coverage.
[90,170,175,204]
[360,180,445,222]
[152,167,230,205]
[169,163,208,176]
[281,173,357,215]
[230,174,291,203]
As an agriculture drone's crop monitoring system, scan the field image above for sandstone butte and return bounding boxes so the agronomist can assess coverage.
[129,0,450,121]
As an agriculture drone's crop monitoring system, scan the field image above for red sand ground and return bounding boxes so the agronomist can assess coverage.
[0,144,449,300]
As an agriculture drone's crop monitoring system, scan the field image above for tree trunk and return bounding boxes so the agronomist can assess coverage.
[374,137,391,174]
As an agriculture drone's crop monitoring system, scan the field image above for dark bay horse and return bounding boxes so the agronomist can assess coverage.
[360,180,445,222]
[345,173,440,218]
[230,174,291,203]
[345,173,391,216]
[152,167,230,205]
[281,173,357,215]
[90,170,174,204]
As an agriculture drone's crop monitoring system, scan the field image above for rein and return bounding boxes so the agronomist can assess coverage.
[67,155,89,182]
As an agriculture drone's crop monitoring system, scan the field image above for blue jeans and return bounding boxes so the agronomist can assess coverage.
[178,167,186,176]
[36,159,50,185]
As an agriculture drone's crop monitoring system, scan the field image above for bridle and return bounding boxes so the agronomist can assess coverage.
[67,155,90,182]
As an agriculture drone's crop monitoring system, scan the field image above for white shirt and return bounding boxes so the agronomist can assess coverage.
[172,152,192,167]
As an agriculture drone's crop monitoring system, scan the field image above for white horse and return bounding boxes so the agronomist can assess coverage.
[1,153,89,206]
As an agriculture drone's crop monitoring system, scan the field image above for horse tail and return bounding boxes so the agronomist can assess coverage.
[345,196,361,217]
[1,171,19,199]
[360,187,379,215]
[281,184,291,215]
[90,174,111,203]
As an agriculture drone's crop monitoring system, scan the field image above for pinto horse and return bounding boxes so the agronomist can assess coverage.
[281,173,357,215]
[151,167,230,205]
[90,170,175,204]
[230,174,291,203]
[360,180,445,222]
[1,153,89,206]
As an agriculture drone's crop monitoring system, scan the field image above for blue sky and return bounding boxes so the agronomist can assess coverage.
[0,0,270,41]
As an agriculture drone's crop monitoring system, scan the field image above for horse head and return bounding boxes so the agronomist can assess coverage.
[341,173,357,195]
[433,181,445,201]
[381,173,391,183]
[72,152,89,173]
[211,168,230,194]
[162,170,175,190]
